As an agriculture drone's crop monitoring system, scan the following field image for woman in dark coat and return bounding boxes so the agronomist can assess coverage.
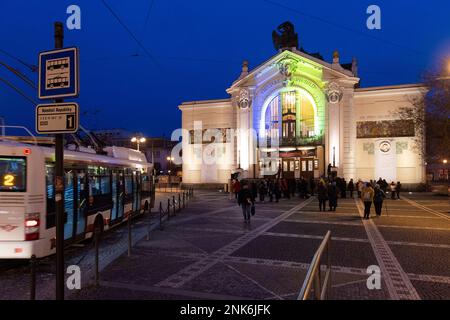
[373,184,385,217]
[328,182,338,211]
[317,181,328,212]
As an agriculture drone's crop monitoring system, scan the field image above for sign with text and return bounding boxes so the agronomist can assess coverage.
[38,47,79,99]
[36,103,79,134]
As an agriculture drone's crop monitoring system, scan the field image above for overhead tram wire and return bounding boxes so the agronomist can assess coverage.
[136,0,155,55]
[0,76,38,106]
[0,60,36,89]
[261,0,426,58]
[0,49,38,72]
[100,0,160,68]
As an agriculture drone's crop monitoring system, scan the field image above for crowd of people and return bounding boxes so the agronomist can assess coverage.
[231,173,403,223]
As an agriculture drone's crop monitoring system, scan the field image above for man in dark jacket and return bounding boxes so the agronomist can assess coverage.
[238,182,255,224]
[396,181,402,199]
[348,179,354,198]
[317,181,328,212]
[328,182,338,211]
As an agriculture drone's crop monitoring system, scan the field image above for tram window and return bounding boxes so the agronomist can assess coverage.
[100,174,111,194]
[125,175,133,195]
[89,176,101,196]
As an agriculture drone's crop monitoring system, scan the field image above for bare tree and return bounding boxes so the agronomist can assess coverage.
[394,66,450,164]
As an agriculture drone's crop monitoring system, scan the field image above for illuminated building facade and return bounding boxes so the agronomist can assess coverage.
[179,46,426,186]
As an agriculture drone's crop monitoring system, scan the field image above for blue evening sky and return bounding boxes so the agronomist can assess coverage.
[1,0,449,136]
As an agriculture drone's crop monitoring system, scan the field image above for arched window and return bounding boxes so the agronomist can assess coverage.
[263,89,316,145]
[264,95,280,144]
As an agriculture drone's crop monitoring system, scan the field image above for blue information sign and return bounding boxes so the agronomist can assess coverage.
[38,47,79,99]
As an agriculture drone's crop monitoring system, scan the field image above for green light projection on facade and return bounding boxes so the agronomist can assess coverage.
[258,51,326,145]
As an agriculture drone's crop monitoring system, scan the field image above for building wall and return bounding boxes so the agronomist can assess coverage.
[353,87,426,184]
[180,100,234,184]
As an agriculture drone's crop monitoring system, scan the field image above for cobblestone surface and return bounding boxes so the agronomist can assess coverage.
[1,191,449,300]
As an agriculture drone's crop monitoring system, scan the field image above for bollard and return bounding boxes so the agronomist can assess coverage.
[173,196,176,216]
[167,198,170,220]
[127,213,132,257]
[183,192,185,209]
[95,232,100,287]
[178,194,181,212]
[159,201,164,230]
[30,255,36,300]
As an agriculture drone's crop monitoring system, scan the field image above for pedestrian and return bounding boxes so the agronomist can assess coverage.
[361,182,374,219]
[390,181,396,200]
[381,179,388,193]
[348,179,355,198]
[373,184,385,217]
[234,179,241,200]
[251,181,258,201]
[309,177,316,196]
[327,163,332,179]
[328,182,338,211]
[318,180,328,212]
[268,180,274,202]
[258,181,267,202]
[274,180,281,202]
[237,181,255,224]
[357,179,364,198]
[396,181,402,199]
[341,178,347,198]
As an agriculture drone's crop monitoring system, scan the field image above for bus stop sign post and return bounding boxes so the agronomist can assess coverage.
[54,21,65,301]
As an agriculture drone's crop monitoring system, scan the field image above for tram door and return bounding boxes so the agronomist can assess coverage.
[117,171,125,219]
[64,171,75,240]
[63,170,87,240]
[75,171,87,236]
[111,171,125,221]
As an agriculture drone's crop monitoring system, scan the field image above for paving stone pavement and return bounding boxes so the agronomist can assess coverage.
[3,190,449,300]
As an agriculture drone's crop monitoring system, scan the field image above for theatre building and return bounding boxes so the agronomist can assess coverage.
[179,23,427,187]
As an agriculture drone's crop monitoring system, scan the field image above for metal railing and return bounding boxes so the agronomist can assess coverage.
[158,188,194,230]
[298,230,332,300]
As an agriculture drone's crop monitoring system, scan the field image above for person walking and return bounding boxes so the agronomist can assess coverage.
[268,180,274,202]
[396,181,402,199]
[234,179,241,200]
[390,181,396,200]
[328,182,338,211]
[373,184,385,217]
[274,180,281,203]
[357,179,364,198]
[341,178,347,198]
[318,181,328,212]
[309,177,316,196]
[238,182,255,224]
[361,182,375,219]
[348,179,355,198]
[258,181,267,202]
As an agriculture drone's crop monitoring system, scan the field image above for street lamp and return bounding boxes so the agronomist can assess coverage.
[131,136,146,151]
[167,156,174,190]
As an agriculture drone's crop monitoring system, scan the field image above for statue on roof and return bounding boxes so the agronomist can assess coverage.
[272,21,299,50]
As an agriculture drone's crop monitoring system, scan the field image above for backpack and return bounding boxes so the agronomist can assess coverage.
[363,191,371,201]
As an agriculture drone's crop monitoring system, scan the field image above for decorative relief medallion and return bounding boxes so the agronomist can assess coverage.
[325,82,343,104]
[238,88,251,109]
[379,141,391,153]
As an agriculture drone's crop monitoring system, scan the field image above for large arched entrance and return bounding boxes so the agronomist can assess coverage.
[259,87,323,180]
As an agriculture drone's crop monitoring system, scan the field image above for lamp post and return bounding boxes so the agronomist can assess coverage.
[443,159,448,181]
[167,156,174,191]
[131,136,146,151]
